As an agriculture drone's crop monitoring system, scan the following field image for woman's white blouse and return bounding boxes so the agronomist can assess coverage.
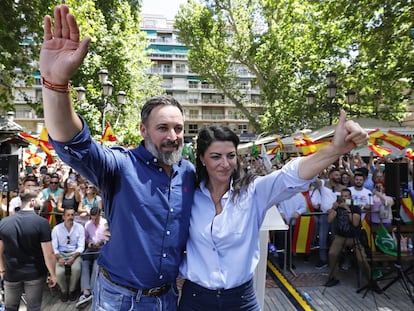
[179,158,313,289]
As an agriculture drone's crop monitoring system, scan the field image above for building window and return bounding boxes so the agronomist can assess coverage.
[188,81,198,89]
[176,63,186,73]
[238,124,248,133]
[188,124,198,134]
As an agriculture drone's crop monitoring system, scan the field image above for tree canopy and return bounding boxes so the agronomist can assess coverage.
[0,0,162,145]
[175,0,414,134]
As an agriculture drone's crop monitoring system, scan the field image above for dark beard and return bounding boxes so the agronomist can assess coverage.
[145,135,183,166]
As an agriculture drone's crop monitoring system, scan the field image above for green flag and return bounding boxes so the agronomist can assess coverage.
[252,142,259,158]
[375,225,401,257]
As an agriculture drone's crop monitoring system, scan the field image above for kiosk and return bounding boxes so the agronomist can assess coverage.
[254,206,288,310]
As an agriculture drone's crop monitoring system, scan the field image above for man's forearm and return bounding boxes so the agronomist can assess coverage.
[42,87,83,142]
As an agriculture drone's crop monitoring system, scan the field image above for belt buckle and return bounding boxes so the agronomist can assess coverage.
[147,286,162,296]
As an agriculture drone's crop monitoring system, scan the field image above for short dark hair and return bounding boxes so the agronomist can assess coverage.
[140,95,183,125]
[22,175,39,186]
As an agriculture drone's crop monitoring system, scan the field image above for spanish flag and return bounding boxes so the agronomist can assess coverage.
[19,128,54,164]
[400,196,414,224]
[382,130,411,150]
[100,122,117,142]
[292,191,315,254]
[361,214,376,252]
[368,129,385,145]
[368,144,392,157]
[294,134,330,156]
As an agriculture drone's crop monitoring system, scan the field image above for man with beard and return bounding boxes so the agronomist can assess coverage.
[51,207,85,302]
[39,5,195,310]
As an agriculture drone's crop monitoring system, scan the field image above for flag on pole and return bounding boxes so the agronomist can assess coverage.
[294,134,330,156]
[292,191,315,254]
[251,142,259,158]
[19,128,54,164]
[260,144,272,170]
[368,144,392,157]
[361,214,376,252]
[100,122,117,142]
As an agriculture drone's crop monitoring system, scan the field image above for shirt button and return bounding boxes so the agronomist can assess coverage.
[170,208,173,212]
[64,146,69,150]
[159,168,163,172]
[163,253,167,257]
[153,158,158,163]
[146,161,150,165]
[213,248,216,251]
[166,231,170,235]
[159,275,163,279]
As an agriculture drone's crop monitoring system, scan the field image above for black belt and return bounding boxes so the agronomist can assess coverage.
[98,267,171,296]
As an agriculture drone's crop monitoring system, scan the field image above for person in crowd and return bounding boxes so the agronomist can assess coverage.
[76,206,107,307]
[40,173,52,189]
[349,172,373,212]
[57,177,82,214]
[40,5,196,310]
[51,207,85,302]
[276,192,307,269]
[41,173,64,224]
[371,183,394,225]
[178,119,368,310]
[0,176,57,310]
[314,167,347,269]
[324,189,374,290]
[77,183,102,225]
[340,171,353,187]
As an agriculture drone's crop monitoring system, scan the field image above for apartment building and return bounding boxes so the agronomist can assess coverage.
[12,71,43,133]
[140,14,265,143]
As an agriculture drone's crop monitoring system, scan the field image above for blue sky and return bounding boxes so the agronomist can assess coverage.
[141,0,188,19]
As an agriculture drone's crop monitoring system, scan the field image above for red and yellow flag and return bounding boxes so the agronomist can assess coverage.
[19,128,54,164]
[100,122,117,142]
[368,144,392,157]
[294,134,330,156]
[292,191,315,254]
[382,130,411,150]
[361,214,376,252]
[368,129,385,145]
[400,196,414,224]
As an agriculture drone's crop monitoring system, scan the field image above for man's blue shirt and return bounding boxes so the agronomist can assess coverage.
[50,118,195,289]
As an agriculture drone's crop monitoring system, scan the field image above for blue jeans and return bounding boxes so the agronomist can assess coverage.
[178,279,260,311]
[4,276,46,311]
[92,269,179,311]
[81,258,98,292]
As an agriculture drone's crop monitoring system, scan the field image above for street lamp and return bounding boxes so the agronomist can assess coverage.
[345,90,356,116]
[76,69,126,136]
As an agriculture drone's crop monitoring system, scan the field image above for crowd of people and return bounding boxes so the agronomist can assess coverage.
[265,151,407,291]
[0,3,395,311]
[0,164,108,308]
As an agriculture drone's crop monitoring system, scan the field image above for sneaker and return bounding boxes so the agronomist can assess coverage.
[76,294,93,307]
[60,291,68,302]
[315,260,328,269]
[325,278,340,287]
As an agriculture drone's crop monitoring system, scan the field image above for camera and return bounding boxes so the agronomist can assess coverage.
[345,199,352,205]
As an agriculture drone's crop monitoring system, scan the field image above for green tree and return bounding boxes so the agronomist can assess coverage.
[175,0,414,134]
[63,0,163,144]
[0,0,53,112]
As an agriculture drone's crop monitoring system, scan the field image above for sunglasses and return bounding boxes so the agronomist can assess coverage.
[86,186,94,189]
[50,182,59,185]
[66,236,71,245]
